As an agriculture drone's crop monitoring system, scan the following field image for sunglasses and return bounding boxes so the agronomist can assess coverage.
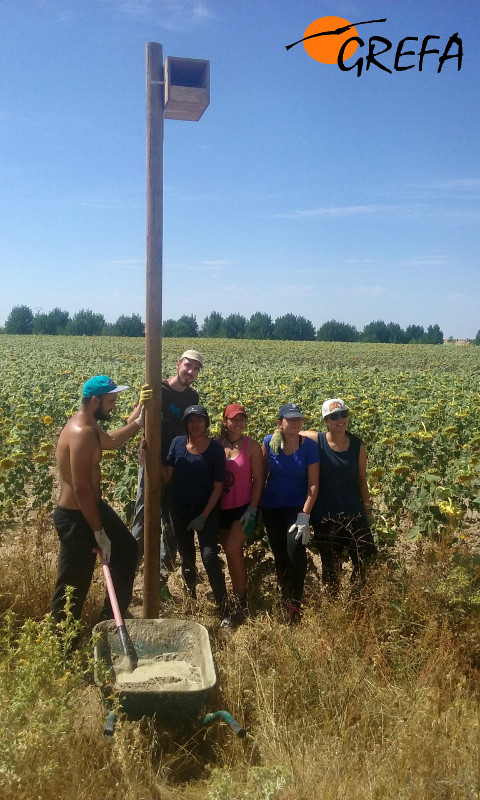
[327,410,349,421]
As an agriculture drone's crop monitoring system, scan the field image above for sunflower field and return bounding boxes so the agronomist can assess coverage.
[1,334,479,546]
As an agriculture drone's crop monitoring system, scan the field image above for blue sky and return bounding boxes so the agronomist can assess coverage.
[1,0,478,338]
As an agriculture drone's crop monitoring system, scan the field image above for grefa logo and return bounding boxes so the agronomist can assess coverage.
[286,16,463,77]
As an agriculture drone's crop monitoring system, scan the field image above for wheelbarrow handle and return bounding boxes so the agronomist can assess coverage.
[103,712,116,738]
[202,710,246,738]
[227,716,247,738]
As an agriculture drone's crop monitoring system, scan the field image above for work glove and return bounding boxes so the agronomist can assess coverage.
[288,512,311,546]
[187,514,205,532]
[269,429,284,455]
[94,528,111,563]
[239,505,257,537]
[139,384,153,404]
[134,405,145,429]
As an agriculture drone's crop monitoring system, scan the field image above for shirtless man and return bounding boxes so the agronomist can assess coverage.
[50,375,145,623]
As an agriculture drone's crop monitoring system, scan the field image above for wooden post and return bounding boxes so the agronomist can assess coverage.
[143,42,164,618]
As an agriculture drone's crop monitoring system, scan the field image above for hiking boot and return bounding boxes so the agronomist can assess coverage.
[285,602,302,625]
[232,593,249,623]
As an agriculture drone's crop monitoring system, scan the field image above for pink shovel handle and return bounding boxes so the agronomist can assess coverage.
[94,549,124,628]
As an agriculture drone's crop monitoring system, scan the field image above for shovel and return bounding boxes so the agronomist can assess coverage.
[95,549,138,674]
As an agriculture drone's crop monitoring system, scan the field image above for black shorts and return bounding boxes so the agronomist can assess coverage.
[219,504,249,530]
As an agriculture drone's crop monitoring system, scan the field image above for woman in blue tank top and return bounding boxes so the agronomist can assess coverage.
[261,403,319,622]
[301,398,376,592]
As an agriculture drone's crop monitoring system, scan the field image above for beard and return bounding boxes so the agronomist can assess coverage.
[94,398,112,421]
[177,371,193,387]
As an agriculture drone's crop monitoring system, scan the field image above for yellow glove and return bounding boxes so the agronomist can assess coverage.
[139,384,153,405]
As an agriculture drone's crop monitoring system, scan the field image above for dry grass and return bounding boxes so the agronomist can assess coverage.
[0,514,479,799]
[0,512,105,624]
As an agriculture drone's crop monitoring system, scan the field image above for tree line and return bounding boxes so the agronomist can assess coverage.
[163,312,447,344]
[1,306,145,337]
[2,304,465,344]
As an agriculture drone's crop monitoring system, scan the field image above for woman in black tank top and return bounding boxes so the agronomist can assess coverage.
[301,398,377,593]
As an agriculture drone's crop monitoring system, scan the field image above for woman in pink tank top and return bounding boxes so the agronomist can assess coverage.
[217,403,263,626]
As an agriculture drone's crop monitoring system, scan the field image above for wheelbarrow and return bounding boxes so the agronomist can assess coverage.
[93,617,246,738]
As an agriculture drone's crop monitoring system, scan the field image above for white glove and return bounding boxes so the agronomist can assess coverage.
[94,528,111,563]
[187,514,205,532]
[134,405,145,429]
[239,505,257,529]
[288,512,311,545]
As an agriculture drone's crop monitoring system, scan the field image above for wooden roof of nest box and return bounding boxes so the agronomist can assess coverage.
[164,57,210,121]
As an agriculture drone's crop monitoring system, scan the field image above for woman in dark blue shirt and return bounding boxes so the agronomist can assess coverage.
[163,404,229,625]
[261,403,319,622]
[302,398,376,592]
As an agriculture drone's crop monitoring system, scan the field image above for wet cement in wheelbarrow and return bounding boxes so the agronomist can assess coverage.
[97,619,213,693]
[114,654,202,690]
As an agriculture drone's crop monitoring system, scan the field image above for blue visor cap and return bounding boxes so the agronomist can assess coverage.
[82,375,129,398]
[278,403,304,419]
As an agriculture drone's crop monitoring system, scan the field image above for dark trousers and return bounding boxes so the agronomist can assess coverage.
[262,507,307,606]
[170,503,227,614]
[132,466,178,578]
[50,500,138,622]
[312,514,376,588]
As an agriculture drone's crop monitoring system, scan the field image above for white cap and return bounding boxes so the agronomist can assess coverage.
[321,398,349,418]
[180,349,204,367]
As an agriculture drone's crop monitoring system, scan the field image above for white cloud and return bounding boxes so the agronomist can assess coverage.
[201,259,232,266]
[104,258,144,269]
[444,291,468,302]
[270,199,480,225]
[393,255,447,268]
[348,285,386,297]
[264,284,316,299]
[272,204,383,219]
[108,0,214,28]
[184,260,232,272]
[426,178,480,193]
[79,194,141,210]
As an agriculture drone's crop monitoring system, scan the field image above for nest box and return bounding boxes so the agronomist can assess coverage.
[164,57,210,121]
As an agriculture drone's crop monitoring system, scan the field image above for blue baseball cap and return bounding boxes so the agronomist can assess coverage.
[278,403,304,419]
[82,375,129,398]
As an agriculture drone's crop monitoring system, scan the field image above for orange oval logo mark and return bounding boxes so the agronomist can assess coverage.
[303,16,359,64]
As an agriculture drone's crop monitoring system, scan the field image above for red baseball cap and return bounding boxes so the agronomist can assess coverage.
[223,403,247,419]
